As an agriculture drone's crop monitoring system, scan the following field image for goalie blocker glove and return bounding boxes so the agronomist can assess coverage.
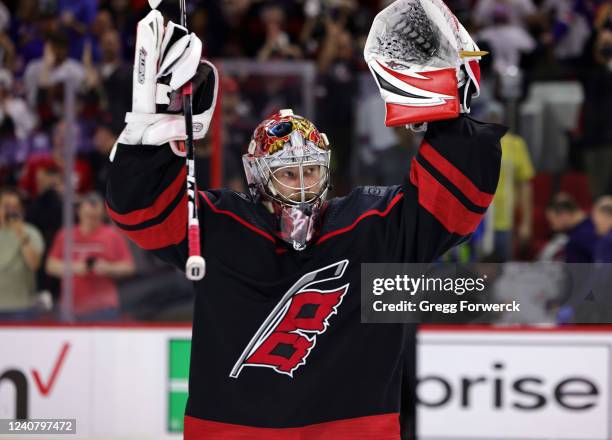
[112,9,218,159]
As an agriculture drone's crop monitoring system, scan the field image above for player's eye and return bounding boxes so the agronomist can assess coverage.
[304,166,318,176]
[281,170,296,179]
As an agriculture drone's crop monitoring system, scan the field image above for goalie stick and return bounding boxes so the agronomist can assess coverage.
[149,0,206,280]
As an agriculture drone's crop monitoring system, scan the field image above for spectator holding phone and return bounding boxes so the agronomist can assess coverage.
[46,191,134,321]
[0,187,44,320]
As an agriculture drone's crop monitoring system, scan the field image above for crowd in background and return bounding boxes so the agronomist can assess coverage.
[0,0,611,322]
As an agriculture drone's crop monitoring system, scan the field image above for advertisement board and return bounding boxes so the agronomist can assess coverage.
[1,325,610,439]
[419,330,611,440]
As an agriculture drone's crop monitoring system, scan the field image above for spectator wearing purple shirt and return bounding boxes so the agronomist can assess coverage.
[545,193,597,263]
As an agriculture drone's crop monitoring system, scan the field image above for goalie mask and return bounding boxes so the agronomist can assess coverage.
[243,109,331,251]
[364,0,487,127]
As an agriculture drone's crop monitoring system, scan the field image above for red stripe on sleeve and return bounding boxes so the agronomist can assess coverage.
[419,142,493,208]
[184,413,400,440]
[410,159,483,236]
[107,167,187,226]
[119,193,187,250]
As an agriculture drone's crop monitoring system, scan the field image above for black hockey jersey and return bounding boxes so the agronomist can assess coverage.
[106,115,505,439]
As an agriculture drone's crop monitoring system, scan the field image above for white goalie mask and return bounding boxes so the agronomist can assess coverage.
[242,109,331,250]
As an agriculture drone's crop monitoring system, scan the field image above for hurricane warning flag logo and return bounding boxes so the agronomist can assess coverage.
[229,260,349,378]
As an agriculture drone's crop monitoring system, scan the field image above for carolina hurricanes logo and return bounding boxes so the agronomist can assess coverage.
[229,260,349,378]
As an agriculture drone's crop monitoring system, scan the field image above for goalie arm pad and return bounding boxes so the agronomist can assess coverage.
[399,115,506,261]
[106,140,190,269]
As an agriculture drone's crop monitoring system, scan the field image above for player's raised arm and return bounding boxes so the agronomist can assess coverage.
[105,9,217,269]
[364,0,506,261]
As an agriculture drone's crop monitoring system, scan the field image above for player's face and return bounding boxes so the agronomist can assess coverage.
[271,164,323,202]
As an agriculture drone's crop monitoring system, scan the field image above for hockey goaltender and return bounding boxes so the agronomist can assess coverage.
[105,0,506,439]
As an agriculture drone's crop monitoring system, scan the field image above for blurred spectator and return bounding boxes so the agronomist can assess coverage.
[257,4,302,60]
[595,3,612,32]
[55,0,98,59]
[540,0,594,63]
[83,29,131,132]
[189,8,208,47]
[0,2,8,32]
[477,4,536,74]
[105,0,140,56]
[23,31,85,125]
[317,18,359,192]
[0,68,37,141]
[0,2,15,72]
[485,103,534,260]
[473,0,538,28]
[356,90,419,185]
[11,0,45,72]
[46,192,134,321]
[18,119,93,198]
[493,262,564,324]
[545,192,597,262]
[205,0,259,57]
[580,28,612,197]
[592,195,612,262]
[221,77,253,191]
[26,165,63,299]
[0,187,44,320]
[90,124,117,194]
[98,30,131,130]
[300,0,362,57]
[88,9,114,62]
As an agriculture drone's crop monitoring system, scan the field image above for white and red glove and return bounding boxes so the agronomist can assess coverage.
[364,0,486,128]
[113,10,218,159]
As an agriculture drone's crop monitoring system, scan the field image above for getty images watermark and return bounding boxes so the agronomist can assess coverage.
[361,263,612,324]
[0,419,76,435]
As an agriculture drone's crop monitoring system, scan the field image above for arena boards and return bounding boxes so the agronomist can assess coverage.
[0,324,609,440]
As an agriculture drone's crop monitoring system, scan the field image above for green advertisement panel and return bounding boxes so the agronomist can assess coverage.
[168,339,191,433]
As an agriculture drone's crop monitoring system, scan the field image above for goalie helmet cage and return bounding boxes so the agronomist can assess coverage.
[210,59,318,187]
